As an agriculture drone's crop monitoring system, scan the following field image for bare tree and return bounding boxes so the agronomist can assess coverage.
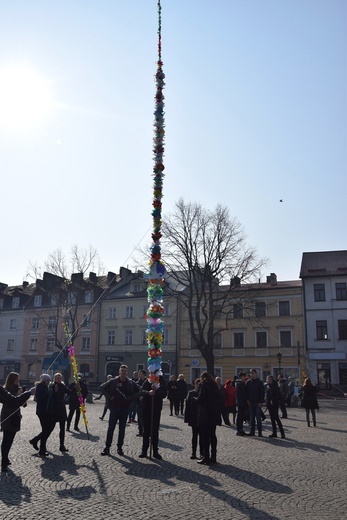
[162,199,267,375]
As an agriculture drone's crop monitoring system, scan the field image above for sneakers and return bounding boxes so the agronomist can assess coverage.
[101,447,110,456]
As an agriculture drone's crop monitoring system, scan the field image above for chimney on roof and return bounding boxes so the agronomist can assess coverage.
[266,273,277,285]
[71,272,84,284]
[231,276,241,287]
[107,272,117,285]
[89,272,97,283]
[23,281,29,288]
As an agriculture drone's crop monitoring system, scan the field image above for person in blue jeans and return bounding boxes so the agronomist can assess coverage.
[245,369,265,437]
[100,365,141,456]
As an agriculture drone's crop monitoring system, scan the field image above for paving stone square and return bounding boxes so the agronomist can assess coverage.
[0,397,346,519]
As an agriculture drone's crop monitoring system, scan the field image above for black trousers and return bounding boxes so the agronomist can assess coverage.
[32,414,55,453]
[268,404,284,436]
[142,409,162,454]
[191,426,203,456]
[1,430,16,468]
[67,406,80,429]
[236,404,246,432]
[199,424,217,460]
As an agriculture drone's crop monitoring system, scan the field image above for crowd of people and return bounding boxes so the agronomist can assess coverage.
[0,367,319,472]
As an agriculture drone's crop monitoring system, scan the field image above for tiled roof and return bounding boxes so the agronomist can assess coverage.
[300,250,347,278]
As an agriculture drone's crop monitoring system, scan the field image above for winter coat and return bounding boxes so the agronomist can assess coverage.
[301,385,319,410]
[1,385,23,433]
[266,381,282,408]
[68,380,88,410]
[225,384,236,408]
[167,380,178,401]
[0,386,32,406]
[35,382,53,417]
[50,381,71,422]
[100,376,141,408]
[196,380,221,427]
[184,389,199,428]
[176,379,188,400]
[279,379,289,399]
[141,379,167,415]
[246,377,265,404]
[236,379,247,407]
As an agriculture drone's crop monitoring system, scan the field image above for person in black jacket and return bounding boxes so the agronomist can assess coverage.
[184,378,203,459]
[67,373,88,432]
[176,374,188,415]
[235,373,247,436]
[196,372,221,465]
[166,375,178,415]
[1,372,33,473]
[29,374,55,457]
[300,377,319,427]
[245,369,265,437]
[50,373,71,451]
[266,376,285,438]
[139,375,167,460]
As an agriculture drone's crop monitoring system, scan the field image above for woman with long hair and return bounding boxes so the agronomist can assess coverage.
[300,377,319,427]
[1,372,26,472]
[196,372,221,465]
[50,373,71,451]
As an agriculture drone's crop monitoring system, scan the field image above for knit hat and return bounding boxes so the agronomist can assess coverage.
[40,374,51,383]
[225,379,232,385]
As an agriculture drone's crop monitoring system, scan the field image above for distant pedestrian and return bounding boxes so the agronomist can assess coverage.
[266,375,285,439]
[300,377,319,427]
[278,374,288,418]
[246,369,265,437]
[167,375,178,415]
[139,375,167,460]
[29,374,55,457]
[184,378,203,460]
[1,372,34,473]
[100,365,141,456]
[50,373,71,452]
[224,379,237,424]
[215,377,231,426]
[97,375,113,421]
[196,372,221,465]
[176,374,188,415]
[235,373,247,436]
[67,373,88,432]
[286,377,295,407]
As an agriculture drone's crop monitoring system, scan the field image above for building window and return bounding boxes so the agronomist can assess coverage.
[162,328,170,345]
[12,297,20,309]
[68,292,77,305]
[279,301,290,316]
[30,338,38,351]
[34,295,42,307]
[280,330,292,348]
[48,316,56,330]
[316,320,328,340]
[107,330,116,345]
[32,317,40,330]
[142,305,148,317]
[82,314,91,328]
[108,307,117,319]
[314,284,325,302]
[82,337,91,350]
[142,329,147,344]
[233,332,244,349]
[10,319,16,330]
[213,333,222,349]
[336,282,347,301]
[233,303,243,319]
[85,290,94,304]
[256,331,267,348]
[46,338,55,351]
[134,283,141,292]
[255,301,266,318]
[51,293,59,306]
[125,329,133,345]
[7,339,15,352]
[125,306,134,318]
[338,320,347,340]
[163,304,170,317]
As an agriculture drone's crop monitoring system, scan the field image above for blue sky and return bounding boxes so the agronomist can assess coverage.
[0,0,346,285]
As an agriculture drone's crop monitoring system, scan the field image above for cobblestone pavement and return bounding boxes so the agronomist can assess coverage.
[0,397,346,519]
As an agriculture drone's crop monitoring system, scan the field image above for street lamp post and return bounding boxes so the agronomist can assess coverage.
[277,352,282,376]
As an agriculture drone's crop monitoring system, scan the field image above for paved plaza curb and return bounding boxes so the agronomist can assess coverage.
[0,397,346,519]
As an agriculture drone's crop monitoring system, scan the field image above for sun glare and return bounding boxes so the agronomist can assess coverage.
[0,65,53,131]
